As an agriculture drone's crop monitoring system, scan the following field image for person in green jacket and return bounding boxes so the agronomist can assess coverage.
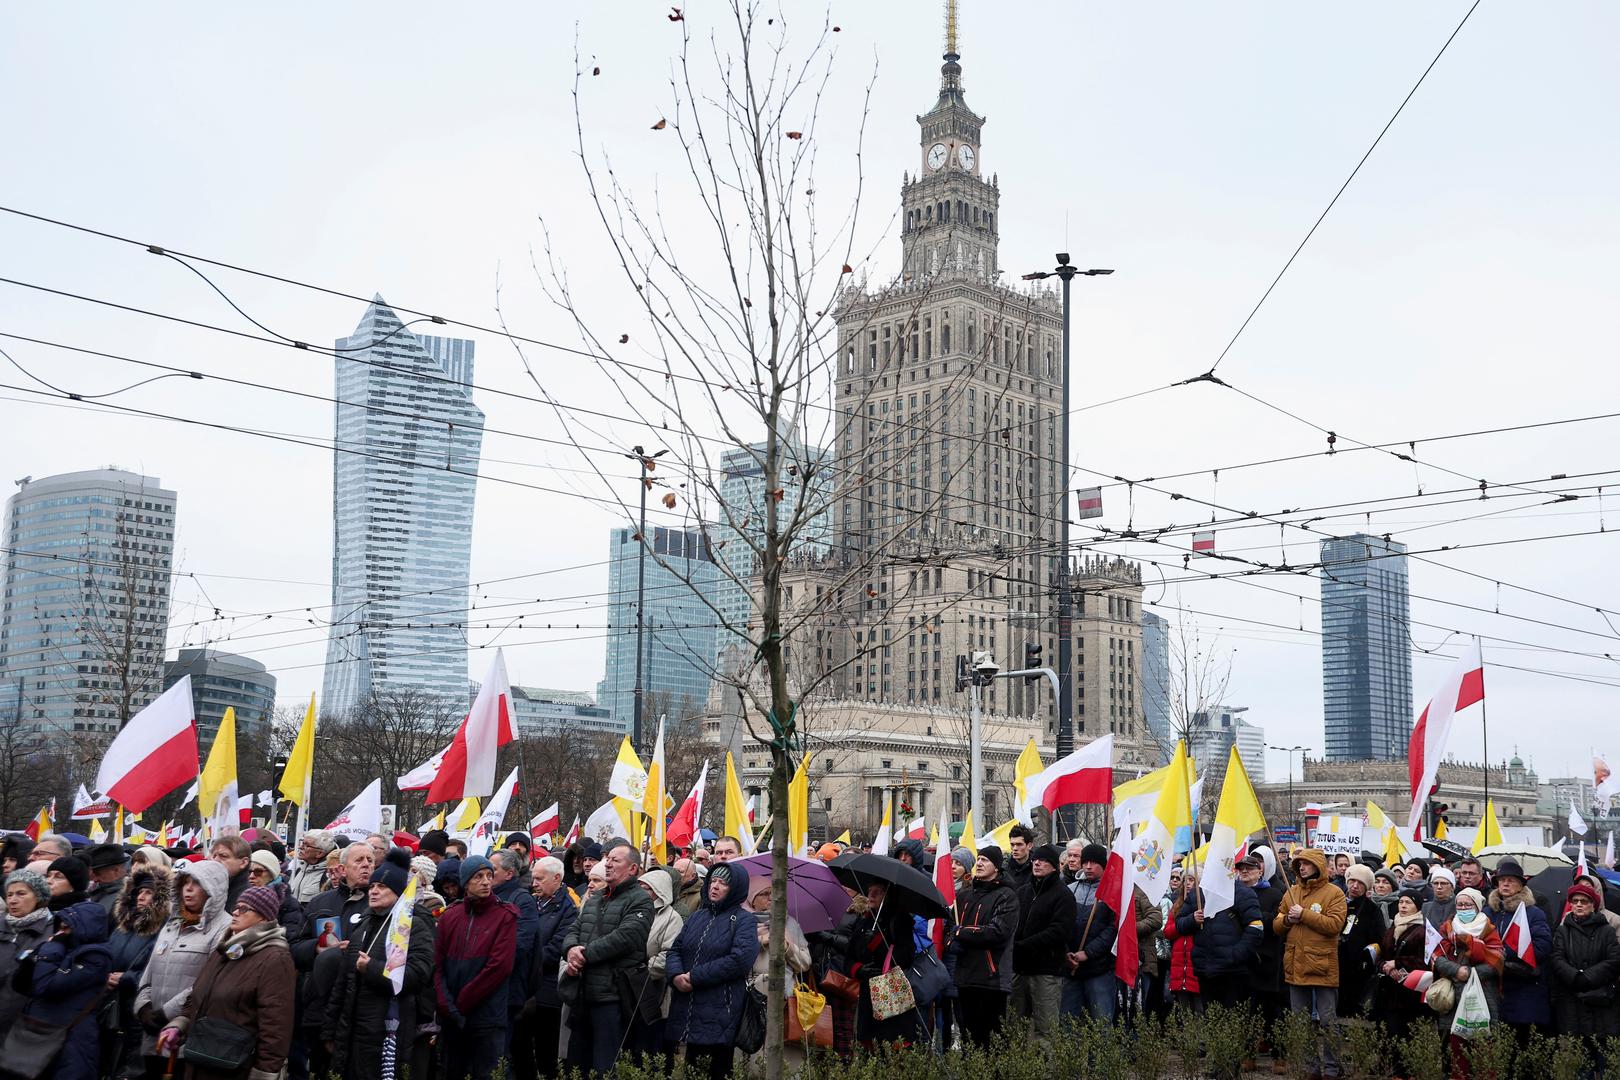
[560,840,653,1077]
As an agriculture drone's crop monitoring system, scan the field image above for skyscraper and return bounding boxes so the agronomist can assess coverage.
[0,469,177,735]
[163,648,277,748]
[711,440,832,661]
[1140,609,1173,756]
[1320,533,1412,761]
[597,524,719,735]
[321,298,485,716]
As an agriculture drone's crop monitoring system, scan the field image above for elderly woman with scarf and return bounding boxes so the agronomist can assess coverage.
[1376,888,1432,1045]
[665,860,759,1080]
[100,863,172,1079]
[1549,881,1620,1066]
[9,888,113,1080]
[1430,887,1504,1074]
[0,869,55,1041]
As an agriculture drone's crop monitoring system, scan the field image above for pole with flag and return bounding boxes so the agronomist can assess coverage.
[198,707,240,842]
[723,752,756,855]
[666,761,708,851]
[379,872,421,1080]
[279,693,317,843]
[787,755,809,858]
[641,717,668,863]
[1203,745,1267,916]
[930,798,955,957]
[1407,641,1484,840]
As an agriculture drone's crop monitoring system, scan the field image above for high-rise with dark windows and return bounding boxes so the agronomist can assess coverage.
[1320,534,1411,761]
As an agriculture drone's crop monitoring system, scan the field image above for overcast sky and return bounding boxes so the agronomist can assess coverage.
[3,2,1617,784]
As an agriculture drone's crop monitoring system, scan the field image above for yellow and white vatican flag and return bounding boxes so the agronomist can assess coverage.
[1202,746,1267,916]
[1123,740,1195,908]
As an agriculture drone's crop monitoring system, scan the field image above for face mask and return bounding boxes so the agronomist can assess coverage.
[1456,909,1479,924]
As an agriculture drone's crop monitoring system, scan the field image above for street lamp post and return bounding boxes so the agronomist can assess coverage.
[1021,256,1112,836]
[1268,744,1308,839]
[625,445,668,754]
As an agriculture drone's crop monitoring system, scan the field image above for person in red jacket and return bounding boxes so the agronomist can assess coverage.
[434,855,518,1080]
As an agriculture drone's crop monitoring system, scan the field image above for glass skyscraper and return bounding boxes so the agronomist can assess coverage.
[321,297,484,716]
[1320,533,1412,761]
[596,525,719,734]
[711,440,832,662]
[1140,609,1173,756]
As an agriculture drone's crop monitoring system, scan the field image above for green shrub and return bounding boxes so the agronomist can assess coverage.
[1463,1022,1519,1080]
[1341,1018,1391,1080]
[1271,1007,1316,1078]
[1398,1021,1447,1080]
[1126,1014,1174,1080]
[1546,1034,1592,1080]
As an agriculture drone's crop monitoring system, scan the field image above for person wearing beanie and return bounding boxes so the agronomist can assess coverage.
[1334,863,1386,1018]
[245,850,303,935]
[1425,865,1458,929]
[0,867,55,1037]
[1010,841,1077,1039]
[288,841,374,1079]
[1273,849,1347,1078]
[435,850,519,1080]
[323,849,436,1080]
[10,870,112,1080]
[1375,887,1432,1045]
[44,854,91,911]
[155,873,296,1080]
[952,840,1017,1048]
[949,846,976,889]
[1485,857,1553,1037]
[1548,880,1620,1048]
[132,845,173,870]
[1062,841,1119,1022]
[419,828,451,862]
[1431,884,1504,1066]
[434,856,464,904]
[132,858,231,1068]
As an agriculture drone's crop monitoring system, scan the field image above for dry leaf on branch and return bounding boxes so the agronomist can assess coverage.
[786,131,803,140]
[593,66,601,76]
[651,118,667,130]
[768,488,785,502]
[668,7,683,21]
[841,263,853,274]
[619,333,630,343]
[662,492,678,509]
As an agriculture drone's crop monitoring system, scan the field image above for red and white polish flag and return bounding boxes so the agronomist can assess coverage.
[666,761,708,850]
[1503,902,1537,968]
[1075,487,1104,520]
[529,802,561,840]
[1018,734,1115,821]
[399,649,516,803]
[94,679,199,813]
[1406,640,1484,840]
[71,784,113,820]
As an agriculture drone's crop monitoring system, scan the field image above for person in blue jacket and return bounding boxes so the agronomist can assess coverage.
[11,894,113,1080]
[1485,858,1553,1042]
[1172,872,1264,1011]
[664,859,759,1080]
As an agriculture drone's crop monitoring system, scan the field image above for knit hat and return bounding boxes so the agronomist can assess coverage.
[1406,857,1430,877]
[419,830,450,857]
[458,854,493,889]
[1080,843,1108,867]
[1429,865,1456,887]
[950,847,976,872]
[47,855,89,896]
[1345,864,1375,891]
[503,831,532,855]
[1374,868,1400,888]
[580,842,604,861]
[249,850,281,881]
[1494,858,1527,883]
[1029,843,1061,869]
[236,885,281,925]
[977,845,1004,871]
[1567,882,1602,907]
[1455,887,1486,911]
[4,868,48,907]
[434,857,462,887]
[1397,886,1427,908]
[411,855,438,888]
[371,850,411,897]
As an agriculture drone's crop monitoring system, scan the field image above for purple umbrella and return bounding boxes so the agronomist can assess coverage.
[731,854,853,934]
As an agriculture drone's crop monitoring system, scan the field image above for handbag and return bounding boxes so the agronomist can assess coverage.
[615,963,664,1027]
[178,960,255,1072]
[902,948,951,1007]
[1,990,107,1080]
[821,969,860,1003]
[786,975,833,1048]
[868,949,916,1021]
[1423,976,1456,1014]
[734,985,768,1054]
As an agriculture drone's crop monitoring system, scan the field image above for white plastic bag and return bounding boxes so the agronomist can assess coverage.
[1450,970,1491,1039]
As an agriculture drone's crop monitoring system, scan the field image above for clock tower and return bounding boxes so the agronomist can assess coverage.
[901,8,999,281]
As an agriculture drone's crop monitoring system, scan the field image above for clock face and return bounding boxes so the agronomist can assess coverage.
[957,144,976,171]
[927,143,948,171]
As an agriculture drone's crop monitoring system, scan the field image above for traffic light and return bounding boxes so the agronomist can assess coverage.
[1022,641,1042,681]
[955,654,970,692]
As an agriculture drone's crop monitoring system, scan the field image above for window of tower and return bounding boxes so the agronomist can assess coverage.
[941,323,951,352]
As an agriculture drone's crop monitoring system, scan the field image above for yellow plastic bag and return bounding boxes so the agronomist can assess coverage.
[795,982,827,1031]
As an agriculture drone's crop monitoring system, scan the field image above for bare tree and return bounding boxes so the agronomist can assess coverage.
[314,689,464,828]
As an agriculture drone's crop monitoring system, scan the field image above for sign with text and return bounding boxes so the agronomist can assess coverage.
[1309,820,1364,856]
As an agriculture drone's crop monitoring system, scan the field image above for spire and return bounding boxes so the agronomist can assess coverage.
[934,0,965,107]
[944,0,959,60]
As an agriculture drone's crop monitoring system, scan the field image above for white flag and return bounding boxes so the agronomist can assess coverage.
[1424,919,1443,962]
[326,779,383,836]
[1570,806,1588,835]
[467,767,520,857]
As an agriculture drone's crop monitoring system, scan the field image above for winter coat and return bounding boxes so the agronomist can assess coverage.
[1272,850,1347,988]
[560,875,654,1007]
[673,874,704,919]
[529,887,578,1009]
[1013,870,1078,977]
[285,860,328,905]
[952,876,1019,992]
[1067,876,1118,980]
[642,872,687,1012]
[0,908,53,1038]
[89,871,127,917]
[844,899,920,1044]
[1431,916,1504,1028]
[1550,909,1620,1037]
[133,860,232,1054]
[1424,894,1457,930]
[9,900,112,1080]
[323,900,437,1080]
[494,875,541,1006]
[1002,855,1032,893]
[270,881,302,935]
[223,867,250,914]
[106,865,171,1027]
[434,892,519,1029]
[288,883,369,973]
[1162,915,1200,994]
[167,921,296,1080]
[1130,887,1164,980]
[1250,879,1284,994]
[1488,886,1553,1027]
[749,908,809,998]
[1336,892,1386,1015]
[1375,916,1430,1021]
[1173,882,1263,978]
[665,858,758,1046]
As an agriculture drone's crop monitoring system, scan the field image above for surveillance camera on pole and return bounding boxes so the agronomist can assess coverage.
[971,651,999,684]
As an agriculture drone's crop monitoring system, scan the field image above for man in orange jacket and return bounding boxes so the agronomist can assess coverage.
[1273,849,1348,1079]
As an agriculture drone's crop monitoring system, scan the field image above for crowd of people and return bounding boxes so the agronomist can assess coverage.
[0,822,1615,1080]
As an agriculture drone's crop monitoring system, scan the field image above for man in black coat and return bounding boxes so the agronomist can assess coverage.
[84,843,127,916]
[1335,864,1386,1017]
[1012,843,1077,1039]
[492,849,542,1076]
[1063,843,1119,1022]
[520,854,578,1079]
[1003,825,1035,892]
[290,842,374,1080]
[1172,864,1263,1009]
[1239,852,1285,1063]
[952,845,1020,1049]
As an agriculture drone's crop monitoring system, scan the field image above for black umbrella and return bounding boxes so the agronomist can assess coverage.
[828,851,949,919]
[1525,865,1620,925]
[1421,838,1472,864]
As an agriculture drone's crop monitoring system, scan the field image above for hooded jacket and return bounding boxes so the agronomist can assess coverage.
[1272,849,1348,987]
[1549,909,1620,1036]
[167,920,296,1080]
[323,898,437,1080]
[106,864,172,1027]
[666,860,759,1046]
[133,858,231,1049]
[434,889,519,1028]
[1013,868,1078,977]
[1487,885,1552,1027]
[11,900,112,1080]
[953,874,1019,991]
[642,870,687,1013]
[561,866,655,1007]
[529,885,578,1010]
[1174,881,1264,978]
